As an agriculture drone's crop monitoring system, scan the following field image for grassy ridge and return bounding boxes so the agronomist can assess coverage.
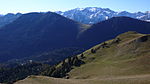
[69,31,150,79]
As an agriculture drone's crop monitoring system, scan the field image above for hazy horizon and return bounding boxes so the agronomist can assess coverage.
[0,0,150,14]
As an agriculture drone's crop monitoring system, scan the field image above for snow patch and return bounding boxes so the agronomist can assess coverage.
[105,16,109,20]
[60,13,64,15]
[77,8,85,11]
[89,14,94,19]
[104,11,111,14]
[89,8,96,12]
[137,15,145,19]
[146,20,150,22]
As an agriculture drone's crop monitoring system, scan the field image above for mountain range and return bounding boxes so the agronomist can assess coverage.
[0,7,150,27]
[56,7,150,24]
[0,11,149,65]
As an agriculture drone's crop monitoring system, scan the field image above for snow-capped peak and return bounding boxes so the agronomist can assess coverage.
[55,7,150,24]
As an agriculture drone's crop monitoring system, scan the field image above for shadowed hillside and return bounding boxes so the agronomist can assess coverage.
[78,17,150,48]
[0,12,83,63]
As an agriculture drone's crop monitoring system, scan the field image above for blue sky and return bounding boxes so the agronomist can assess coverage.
[0,0,150,14]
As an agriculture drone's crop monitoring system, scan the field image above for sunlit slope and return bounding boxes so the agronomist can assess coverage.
[69,31,150,79]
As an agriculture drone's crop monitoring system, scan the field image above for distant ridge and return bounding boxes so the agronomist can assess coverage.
[56,7,150,24]
[0,13,21,27]
[0,7,150,27]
